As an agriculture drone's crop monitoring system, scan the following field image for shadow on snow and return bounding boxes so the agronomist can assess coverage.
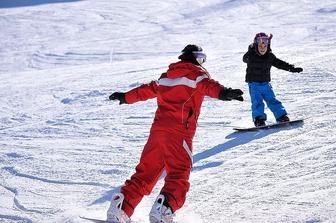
[89,187,121,206]
[92,122,304,206]
[92,128,283,206]
[192,128,281,171]
[0,0,81,8]
[0,215,32,223]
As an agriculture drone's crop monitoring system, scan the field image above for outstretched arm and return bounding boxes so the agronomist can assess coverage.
[272,56,303,73]
[109,80,158,104]
[197,78,244,102]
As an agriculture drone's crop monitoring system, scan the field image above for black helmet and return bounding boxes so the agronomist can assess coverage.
[181,44,203,53]
[178,44,206,65]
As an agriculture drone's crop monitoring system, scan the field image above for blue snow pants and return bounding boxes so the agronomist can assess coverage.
[248,82,287,121]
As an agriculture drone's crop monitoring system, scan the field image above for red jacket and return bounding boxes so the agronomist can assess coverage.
[125,61,225,137]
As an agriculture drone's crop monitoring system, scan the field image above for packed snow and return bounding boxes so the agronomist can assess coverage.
[0,0,336,222]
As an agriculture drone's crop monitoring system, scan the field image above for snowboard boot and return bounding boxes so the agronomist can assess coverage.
[107,193,131,223]
[276,115,290,123]
[149,194,174,223]
[254,116,266,127]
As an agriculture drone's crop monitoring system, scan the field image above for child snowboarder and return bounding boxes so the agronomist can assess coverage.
[107,44,244,223]
[243,32,303,127]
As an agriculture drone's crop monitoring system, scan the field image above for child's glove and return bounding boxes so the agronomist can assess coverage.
[109,92,126,104]
[289,65,303,73]
[219,88,244,101]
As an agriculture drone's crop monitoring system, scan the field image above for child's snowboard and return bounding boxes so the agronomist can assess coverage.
[233,119,303,132]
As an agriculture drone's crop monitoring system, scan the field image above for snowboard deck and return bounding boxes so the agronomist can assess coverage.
[79,216,108,223]
[233,119,303,132]
[80,216,139,223]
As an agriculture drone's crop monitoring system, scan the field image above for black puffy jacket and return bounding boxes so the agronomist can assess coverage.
[243,44,293,83]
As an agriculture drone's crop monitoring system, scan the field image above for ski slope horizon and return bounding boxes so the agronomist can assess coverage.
[1,0,336,222]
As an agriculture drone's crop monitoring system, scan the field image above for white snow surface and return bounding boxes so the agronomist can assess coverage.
[1,0,336,222]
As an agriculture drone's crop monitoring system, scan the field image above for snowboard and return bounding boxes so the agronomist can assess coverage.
[233,119,303,132]
[79,216,139,223]
[80,216,108,222]
[79,216,108,223]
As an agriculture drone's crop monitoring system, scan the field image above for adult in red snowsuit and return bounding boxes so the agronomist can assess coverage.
[108,45,243,221]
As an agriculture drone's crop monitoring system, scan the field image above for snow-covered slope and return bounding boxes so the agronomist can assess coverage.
[0,0,335,222]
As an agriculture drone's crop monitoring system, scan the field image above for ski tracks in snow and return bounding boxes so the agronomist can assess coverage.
[1,0,336,222]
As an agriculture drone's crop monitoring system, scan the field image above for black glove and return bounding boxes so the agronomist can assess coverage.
[109,92,126,105]
[289,66,303,73]
[219,88,244,101]
[234,96,244,102]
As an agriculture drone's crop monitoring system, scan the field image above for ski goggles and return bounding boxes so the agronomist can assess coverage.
[255,37,270,44]
[192,51,207,65]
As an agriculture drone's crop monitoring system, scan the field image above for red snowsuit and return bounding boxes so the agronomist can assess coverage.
[119,61,225,217]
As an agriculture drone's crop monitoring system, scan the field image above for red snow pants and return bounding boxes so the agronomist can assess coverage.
[120,129,193,217]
